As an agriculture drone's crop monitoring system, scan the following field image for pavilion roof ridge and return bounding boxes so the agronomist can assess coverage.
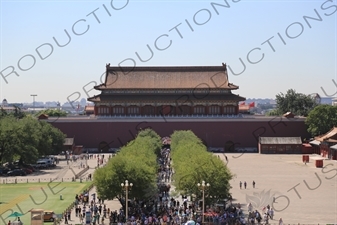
[93,63,240,90]
[315,127,337,142]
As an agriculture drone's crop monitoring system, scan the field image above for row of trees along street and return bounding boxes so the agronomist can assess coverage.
[94,129,161,211]
[0,107,66,165]
[170,130,233,205]
[93,129,234,215]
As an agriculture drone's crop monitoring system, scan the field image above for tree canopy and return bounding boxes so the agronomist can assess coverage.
[94,129,161,206]
[0,106,26,119]
[275,89,317,116]
[305,104,337,136]
[0,115,66,164]
[35,109,67,117]
[170,130,233,203]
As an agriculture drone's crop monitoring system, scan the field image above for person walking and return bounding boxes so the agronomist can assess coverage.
[79,213,83,223]
[64,213,68,224]
[247,202,253,212]
[239,181,242,189]
[279,218,283,225]
[244,181,247,189]
[270,207,274,220]
[252,180,256,188]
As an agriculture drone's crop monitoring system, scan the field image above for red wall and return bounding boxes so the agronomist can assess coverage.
[50,118,310,149]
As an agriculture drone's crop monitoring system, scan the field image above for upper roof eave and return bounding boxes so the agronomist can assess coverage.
[315,127,337,142]
[87,95,101,102]
[98,63,239,89]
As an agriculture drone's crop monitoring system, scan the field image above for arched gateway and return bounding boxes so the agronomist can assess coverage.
[88,63,246,116]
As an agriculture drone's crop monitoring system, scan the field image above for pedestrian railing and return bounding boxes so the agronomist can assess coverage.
[0,177,93,184]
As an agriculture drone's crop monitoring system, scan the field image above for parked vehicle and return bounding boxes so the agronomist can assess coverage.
[22,168,33,174]
[36,161,48,169]
[37,159,56,168]
[24,164,36,172]
[44,210,55,222]
[7,169,26,176]
[0,168,10,176]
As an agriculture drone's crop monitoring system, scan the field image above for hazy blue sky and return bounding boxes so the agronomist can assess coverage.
[1,0,336,104]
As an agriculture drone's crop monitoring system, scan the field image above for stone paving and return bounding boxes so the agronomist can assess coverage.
[59,153,337,224]
[4,152,336,224]
[218,153,337,224]
[58,155,122,225]
[1,156,91,184]
[54,153,337,224]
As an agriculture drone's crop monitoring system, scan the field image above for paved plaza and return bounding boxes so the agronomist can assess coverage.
[2,152,336,224]
[219,153,337,224]
[58,152,336,224]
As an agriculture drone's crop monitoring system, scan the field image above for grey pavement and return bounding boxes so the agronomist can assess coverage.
[218,153,337,224]
[60,152,337,224]
[5,152,335,224]
[1,156,90,184]
[65,153,337,224]
[59,154,122,225]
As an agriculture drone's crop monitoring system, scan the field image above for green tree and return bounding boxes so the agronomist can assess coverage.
[305,104,337,136]
[17,116,42,164]
[170,130,233,204]
[0,106,26,119]
[0,107,8,118]
[0,116,22,163]
[265,109,282,116]
[37,121,66,155]
[94,129,160,209]
[13,106,26,119]
[36,109,67,117]
[275,89,317,116]
[0,116,66,164]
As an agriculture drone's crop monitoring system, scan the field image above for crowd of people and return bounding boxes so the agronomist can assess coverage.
[246,203,276,224]
[61,145,285,225]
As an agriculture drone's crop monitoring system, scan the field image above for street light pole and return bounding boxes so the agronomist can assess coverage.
[198,181,210,224]
[31,94,37,112]
[121,180,133,222]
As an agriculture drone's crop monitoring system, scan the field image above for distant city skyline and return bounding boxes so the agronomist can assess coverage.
[2,97,335,108]
[1,1,336,103]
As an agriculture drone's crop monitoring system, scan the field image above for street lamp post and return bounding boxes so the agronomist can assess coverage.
[198,181,210,224]
[121,180,133,222]
[31,94,37,112]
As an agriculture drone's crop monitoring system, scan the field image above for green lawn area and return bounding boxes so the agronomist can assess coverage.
[0,181,92,225]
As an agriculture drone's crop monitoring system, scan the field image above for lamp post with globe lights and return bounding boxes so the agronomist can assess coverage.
[198,181,210,224]
[121,180,133,221]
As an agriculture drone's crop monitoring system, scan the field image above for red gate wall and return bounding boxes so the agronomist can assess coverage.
[50,117,310,149]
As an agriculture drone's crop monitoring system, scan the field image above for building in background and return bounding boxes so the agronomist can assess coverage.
[258,137,302,154]
[314,127,337,160]
[88,63,246,116]
[238,102,255,114]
